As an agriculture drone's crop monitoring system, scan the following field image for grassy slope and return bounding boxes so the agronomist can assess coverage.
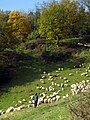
[0,46,90,120]
[0,95,81,120]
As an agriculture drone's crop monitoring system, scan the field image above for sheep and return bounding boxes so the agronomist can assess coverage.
[55,83,57,86]
[22,99,26,102]
[31,95,34,100]
[57,84,60,87]
[41,80,45,84]
[63,96,66,99]
[56,95,60,101]
[46,88,49,91]
[61,83,64,87]
[40,79,43,81]
[42,87,45,90]
[43,71,46,74]
[28,101,32,104]
[56,70,59,73]
[86,80,89,83]
[6,107,14,113]
[49,75,53,79]
[0,110,3,115]
[58,68,61,71]
[69,73,72,76]
[64,84,68,87]
[61,68,64,70]
[18,100,22,104]
[60,76,63,79]
[48,73,51,76]
[57,90,61,94]
[27,104,32,108]
[18,105,27,110]
[14,107,21,111]
[44,98,48,103]
[48,98,51,103]
[63,77,67,80]
[51,97,56,102]
[36,86,40,90]
[70,80,90,96]
[53,92,58,96]
[62,88,64,91]
[81,72,87,76]
[66,94,69,98]
[57,74,60,76]
[51,82,55,85]
[42,76,46,79]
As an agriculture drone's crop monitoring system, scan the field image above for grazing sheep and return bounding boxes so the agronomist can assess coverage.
[62,88,64,91]
[70,80,90,95]
[61,83,64,87]
[48,98,51,103]
[58,68,61,71]
[51,82,55,85]
[63,77,67,80]
[28,101,32,104]
[56,70,59,73]
[64,84,68,87]
[42,76,46,79]
[44,98,48,103]
[41,80,45,84]
[40,79,43,81]
[43,71,46,74]
[57,90,61,94]
[69,73,72,76]
[31,95,34,100]
[0,110,3,115]
[56,95,60,101]
[81,72,87,76]
[22,99,26,102]
[66,94,69,98]
[42,87,45,90]
[6,107,14,113]
[48,73,51,76]
[49,75,53,79]
[36,86,40,90]
[60,76,63,79]
[18,100,22,104]
[57,84,60,87]
[63,96,66,99]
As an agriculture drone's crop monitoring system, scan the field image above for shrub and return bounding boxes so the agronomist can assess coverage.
[59,38,82,47]
[68,93,90,120]
[41,45,72,62]
[82,35,90,43]
[27,30,40,40]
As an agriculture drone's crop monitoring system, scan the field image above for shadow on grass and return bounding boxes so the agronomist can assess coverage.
[0,49,88,95]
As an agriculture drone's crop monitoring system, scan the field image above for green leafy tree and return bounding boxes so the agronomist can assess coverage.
[38,0,88,43]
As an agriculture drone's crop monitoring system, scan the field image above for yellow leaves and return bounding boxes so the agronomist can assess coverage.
[7,11,31,39]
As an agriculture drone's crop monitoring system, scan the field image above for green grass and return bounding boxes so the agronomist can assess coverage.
[0,48,90,119]
[0,95,81,120]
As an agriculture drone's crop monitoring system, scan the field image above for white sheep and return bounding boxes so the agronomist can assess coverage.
[6,107,14,113]
[56,95,60,101]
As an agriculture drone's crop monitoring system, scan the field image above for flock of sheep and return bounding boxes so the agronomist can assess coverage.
[0,63,90,116]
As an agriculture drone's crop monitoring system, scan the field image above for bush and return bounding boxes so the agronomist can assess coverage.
[41,45,72,62]
[68,93,90,120]
[82,35,90,43]
[59,38,82,47]
[27,30,40,40]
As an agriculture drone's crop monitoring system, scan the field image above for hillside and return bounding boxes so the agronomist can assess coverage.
[0,44,90,120]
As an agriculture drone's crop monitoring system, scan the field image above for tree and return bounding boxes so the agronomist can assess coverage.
[38,0,88,43]
[7,11,31,40]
